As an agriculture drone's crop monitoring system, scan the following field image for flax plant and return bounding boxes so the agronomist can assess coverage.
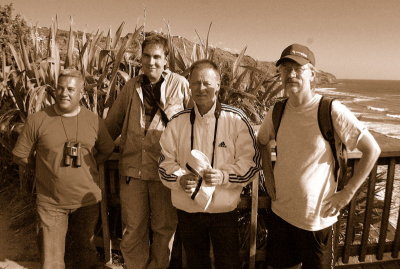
[166,23,282,125]
[0,18,145,251]
[1,17,144,198]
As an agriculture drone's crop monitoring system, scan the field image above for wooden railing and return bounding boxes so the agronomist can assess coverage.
[334,151,400,267]
[97,150,400,268]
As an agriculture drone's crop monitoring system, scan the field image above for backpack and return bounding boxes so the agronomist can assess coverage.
[272,96,348,191]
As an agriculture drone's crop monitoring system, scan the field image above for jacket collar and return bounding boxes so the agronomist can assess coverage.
[190,101,221,125]
[137,69,170,84]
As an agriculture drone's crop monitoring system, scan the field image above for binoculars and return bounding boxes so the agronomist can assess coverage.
[63,142,82,167]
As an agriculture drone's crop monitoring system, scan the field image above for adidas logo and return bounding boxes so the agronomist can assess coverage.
[218,141,227,148]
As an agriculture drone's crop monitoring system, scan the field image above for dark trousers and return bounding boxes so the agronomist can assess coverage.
[177,210,240,269]
[266,211,333,269]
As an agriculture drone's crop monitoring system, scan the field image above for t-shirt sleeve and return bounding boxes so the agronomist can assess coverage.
[331,100,367,151]
[257,108,274,145]
[12,116,37,159]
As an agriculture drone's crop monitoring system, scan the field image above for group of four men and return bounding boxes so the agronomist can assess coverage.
[13,34,380,269]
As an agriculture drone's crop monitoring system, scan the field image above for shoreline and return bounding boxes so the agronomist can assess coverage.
[316,86,400,149]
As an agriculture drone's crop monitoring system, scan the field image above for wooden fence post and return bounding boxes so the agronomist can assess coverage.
[99,163,113,266]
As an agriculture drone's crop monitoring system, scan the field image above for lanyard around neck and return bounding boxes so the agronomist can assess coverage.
[60,113,79,142]
[189,103,220,167]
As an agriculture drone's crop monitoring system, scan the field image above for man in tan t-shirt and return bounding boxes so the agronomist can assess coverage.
[13,69,114,269]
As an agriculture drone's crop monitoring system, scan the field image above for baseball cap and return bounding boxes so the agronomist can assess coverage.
[276,44,315,66]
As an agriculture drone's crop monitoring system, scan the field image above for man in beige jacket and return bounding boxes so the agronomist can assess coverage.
[105,34,191,269]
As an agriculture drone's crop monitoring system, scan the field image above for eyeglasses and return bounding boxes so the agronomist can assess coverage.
[278,65,309,75]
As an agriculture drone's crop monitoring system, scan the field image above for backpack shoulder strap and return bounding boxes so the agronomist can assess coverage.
[272,98,288,137]
[318,96,348,187]
[318,96,335,144]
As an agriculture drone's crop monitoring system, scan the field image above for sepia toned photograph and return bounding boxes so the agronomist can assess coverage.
[0,1,399,268]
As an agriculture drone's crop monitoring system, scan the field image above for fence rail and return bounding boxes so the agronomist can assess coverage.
[97,150,400,268]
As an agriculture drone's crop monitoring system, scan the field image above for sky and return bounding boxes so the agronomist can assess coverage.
[4,0,400,80]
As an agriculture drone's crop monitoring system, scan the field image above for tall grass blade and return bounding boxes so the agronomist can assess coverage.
[232,69,248,90]
[7,43,24,71]
[112,22,125,49]
[205,22,212,59]
[98,49,112,73]
[191,44,197,63]
[104,26,143,108]
[65,16,75,68]
[88,30,103,73]
[208,47,215,61]
[232,46,247,80]
[31,61,41,87]
[241,65,264,75]
[29,24,37,60]
[8,74,26,115]
[260,80,283,102]
[78,40,89,73]
[27,85,47,114]
[48,17,60,85]
[165,22,177,72]
[174,49,188,72]
[82,38,90,73]
[249,74,265,95]
[194,29,205,50]
[2,50,6,80]
[105,28,112,50]
[110,26,143,79]
[39,60,49,84]
[19,34,32,72]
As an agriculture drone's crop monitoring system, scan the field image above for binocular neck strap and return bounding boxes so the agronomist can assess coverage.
[189,102,221,167]
[60,113,79,142]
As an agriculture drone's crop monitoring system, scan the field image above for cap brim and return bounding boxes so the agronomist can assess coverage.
[276,55,310,67]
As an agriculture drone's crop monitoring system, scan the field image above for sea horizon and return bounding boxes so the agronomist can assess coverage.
[336,79,400,82]
[316,79,400,141]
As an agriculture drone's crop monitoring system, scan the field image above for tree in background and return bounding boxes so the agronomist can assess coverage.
[0,3,30,65]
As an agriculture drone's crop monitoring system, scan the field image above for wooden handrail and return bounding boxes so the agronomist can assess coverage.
[335,154,400,266]
[98,151,400,267]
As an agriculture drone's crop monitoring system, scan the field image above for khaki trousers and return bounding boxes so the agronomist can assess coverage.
[120,178,177,269]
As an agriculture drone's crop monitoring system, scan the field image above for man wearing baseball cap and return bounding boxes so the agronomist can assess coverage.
[257,44,380,268]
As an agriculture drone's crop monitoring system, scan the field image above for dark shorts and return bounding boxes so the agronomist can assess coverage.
[266,211,334,269]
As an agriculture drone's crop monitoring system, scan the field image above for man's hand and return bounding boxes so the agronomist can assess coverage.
[321,188,353,218]
[179,174,198,193]
[322,131,381,218]
[203,168,224,186]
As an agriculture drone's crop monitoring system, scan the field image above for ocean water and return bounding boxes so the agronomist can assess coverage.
[317,80,400,228]
[316,79,400,140]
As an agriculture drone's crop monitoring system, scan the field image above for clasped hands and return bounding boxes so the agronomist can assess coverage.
[180,168,224,193]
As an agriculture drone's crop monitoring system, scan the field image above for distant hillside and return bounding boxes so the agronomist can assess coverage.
[35,27,336,84]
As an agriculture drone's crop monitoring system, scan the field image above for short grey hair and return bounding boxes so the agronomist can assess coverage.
[189,59,221,82]
[58,69,84,86]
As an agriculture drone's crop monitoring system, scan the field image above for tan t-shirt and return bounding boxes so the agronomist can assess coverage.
[13,106,114,209]
[258,94,366,231]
